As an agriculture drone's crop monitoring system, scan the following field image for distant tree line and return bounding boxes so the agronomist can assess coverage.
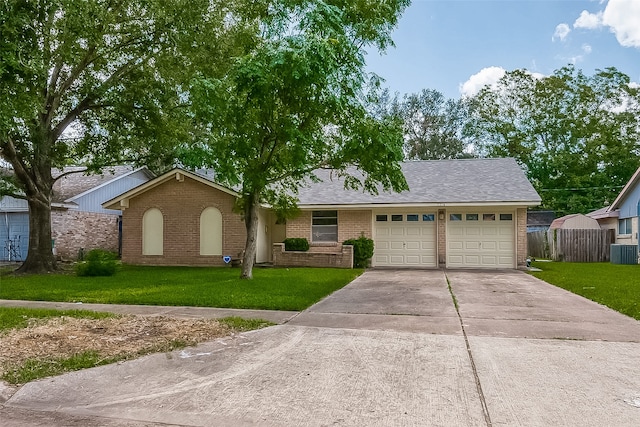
[388,65,640,215]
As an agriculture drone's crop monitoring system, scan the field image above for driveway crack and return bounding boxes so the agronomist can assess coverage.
[445,272,493,427]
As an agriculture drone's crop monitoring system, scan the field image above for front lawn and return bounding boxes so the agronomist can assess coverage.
[530,261,640,320]
[0,266,361,311]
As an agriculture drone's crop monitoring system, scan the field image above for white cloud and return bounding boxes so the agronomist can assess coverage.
[582,44,592,54]
[552,23,571,42]
[574,10,603,29]
[460,68,546,98]
[459,67,506,98]
[602,0,640,48]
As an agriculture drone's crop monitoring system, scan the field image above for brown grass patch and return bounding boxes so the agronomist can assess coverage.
[0,316,234,381]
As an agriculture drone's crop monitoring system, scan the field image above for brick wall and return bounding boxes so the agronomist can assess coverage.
[272,243,353,268]
[51,210,119,261]
[437,209,446,267]
[121,177,246,266]
[516,207,527,268]
[286,209,372,253]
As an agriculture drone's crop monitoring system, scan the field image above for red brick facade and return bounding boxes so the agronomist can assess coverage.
[121,177,246,266]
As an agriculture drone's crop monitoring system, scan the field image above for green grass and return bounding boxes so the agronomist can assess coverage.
[0,266,362,311]
[0,307,116,332]
[530,261,640,320]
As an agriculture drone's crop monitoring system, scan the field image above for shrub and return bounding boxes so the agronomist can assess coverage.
[76,249,118,277]
[343,235,374,268]
[282,238,310,252]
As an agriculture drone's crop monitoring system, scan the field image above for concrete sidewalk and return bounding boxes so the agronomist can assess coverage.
[0,299,298,325]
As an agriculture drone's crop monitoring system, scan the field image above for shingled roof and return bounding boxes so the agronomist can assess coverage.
[52,166,136,204]
[295,158,541,207]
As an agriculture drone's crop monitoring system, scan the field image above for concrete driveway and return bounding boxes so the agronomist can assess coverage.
[3,270,640,426]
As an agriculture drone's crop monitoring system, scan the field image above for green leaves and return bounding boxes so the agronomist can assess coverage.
[467,66,640,214]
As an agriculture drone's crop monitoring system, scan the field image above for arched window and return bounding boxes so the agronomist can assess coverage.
[142,208,163,255]
[200,207,222,255]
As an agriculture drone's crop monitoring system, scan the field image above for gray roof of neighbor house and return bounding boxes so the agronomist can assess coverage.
[52,166,139,203]
[295,158,541,207]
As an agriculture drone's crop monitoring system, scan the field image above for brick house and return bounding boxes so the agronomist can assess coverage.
[104,158,541,269]
[588,165,640,248]
[0,166,154,262]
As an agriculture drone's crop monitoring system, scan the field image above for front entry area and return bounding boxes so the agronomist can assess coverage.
[372,211,437,267]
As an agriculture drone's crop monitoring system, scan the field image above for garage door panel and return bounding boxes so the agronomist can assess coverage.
[390,255,405,264]
[482,228,498,236]
[449,241,463,250]
[374,213,436,267]
[376,227,390,237]
[406,241,422,250]
[499,241,513,250]
[406,227,421,236]
[447,211,515,268]
[465,241,480,250]
[465,228,481,236]
[481,241,497,250]
[390,241,404,250]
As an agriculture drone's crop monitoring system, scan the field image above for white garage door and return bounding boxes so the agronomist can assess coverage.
[447,212,515,268]
[373,212,437,267]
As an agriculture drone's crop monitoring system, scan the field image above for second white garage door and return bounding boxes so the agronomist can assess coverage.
[447,212,515,268]
[373,212,437,267]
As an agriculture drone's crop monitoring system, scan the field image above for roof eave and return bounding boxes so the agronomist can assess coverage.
[608,166,640,211]
[297,201,541,210]
[102,168,238,211]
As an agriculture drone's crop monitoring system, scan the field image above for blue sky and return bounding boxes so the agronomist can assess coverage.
[365,0,640,100]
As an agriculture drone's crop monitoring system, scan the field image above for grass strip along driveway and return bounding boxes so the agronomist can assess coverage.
[0,266,359,384]
[0,266,362,311]
[0,307,272,385]
[530,261,640,321]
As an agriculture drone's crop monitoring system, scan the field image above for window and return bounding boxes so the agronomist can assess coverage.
[500,213,513,221]
[312,210,338,242]
[407,214,419,222]
[450,214,462,221]
[483,213,495,221]
[376,215,388,222]
[392,214,403,222]
[422,214,435,222]
[142,208,163,255]
[466,214,478,221]
[619,218,632,235]
[200,207,222,255]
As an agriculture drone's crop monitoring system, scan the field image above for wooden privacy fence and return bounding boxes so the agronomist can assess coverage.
[527,229,616,262]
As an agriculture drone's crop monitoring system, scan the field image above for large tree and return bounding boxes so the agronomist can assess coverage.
[467,66,640,214]
[183,0,410,278]
[399,89,473,160]
[0,0,253,273]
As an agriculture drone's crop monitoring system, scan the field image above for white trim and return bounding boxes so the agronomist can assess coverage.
[102,168,239,211]
[298,201,538,210]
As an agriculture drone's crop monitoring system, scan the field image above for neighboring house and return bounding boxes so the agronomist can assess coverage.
[103,158,541,269]
[527,210,555,232]
[549,214,600,230]
[590,166,640,247]
[0,166,154,261]
[586,206,618,234]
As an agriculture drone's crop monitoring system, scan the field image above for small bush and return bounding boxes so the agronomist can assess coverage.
[76,249,118,277]
[283,238,310,252]
[343,235,374,268]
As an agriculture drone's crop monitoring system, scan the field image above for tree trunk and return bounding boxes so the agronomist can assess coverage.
[240,191,260,279]
[15,196,57,274]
